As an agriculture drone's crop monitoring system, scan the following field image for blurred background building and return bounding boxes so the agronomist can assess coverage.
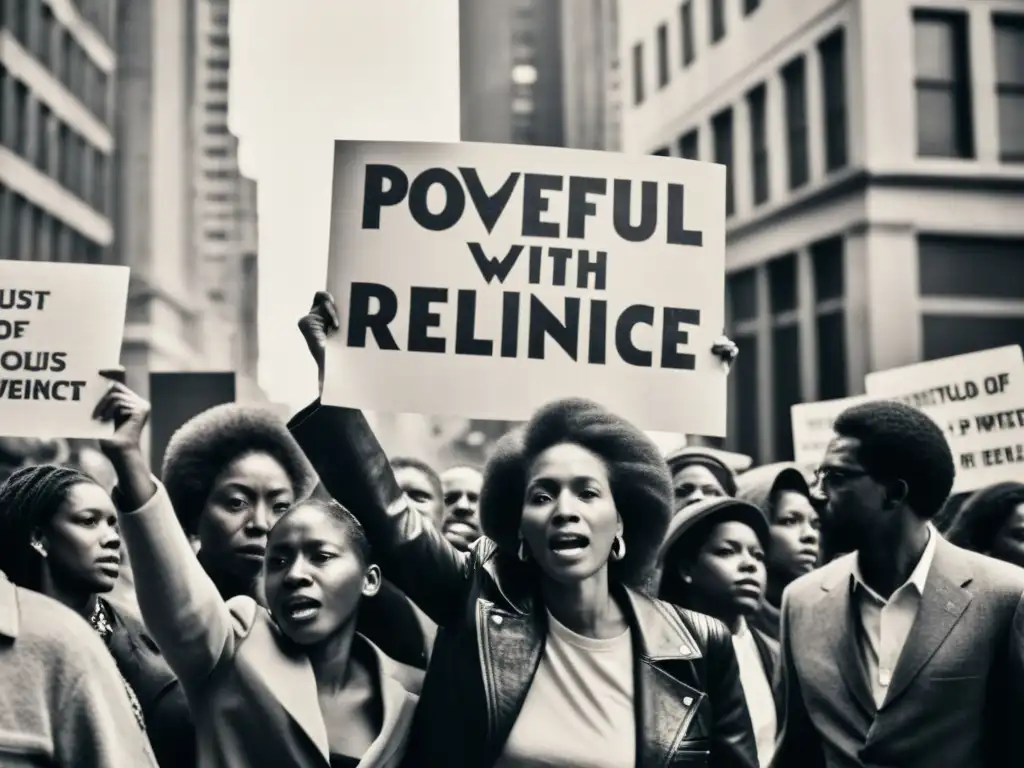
[620,0,1024,465]
[0,0,263,408]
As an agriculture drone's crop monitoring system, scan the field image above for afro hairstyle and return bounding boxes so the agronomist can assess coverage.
[161,403,319,536]
[833,399,955,520]
[479,398,673,588]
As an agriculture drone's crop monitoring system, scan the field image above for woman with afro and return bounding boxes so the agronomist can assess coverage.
[161,402,320,601]
[292,292,757,768]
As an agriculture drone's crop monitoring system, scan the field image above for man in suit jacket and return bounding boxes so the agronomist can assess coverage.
[771,400,1024,768]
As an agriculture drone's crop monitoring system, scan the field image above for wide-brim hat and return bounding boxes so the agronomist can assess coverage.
[656,496,770,569]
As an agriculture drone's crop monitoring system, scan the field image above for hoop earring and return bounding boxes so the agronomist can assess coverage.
[611,534,626,561]
[517,539,529,562]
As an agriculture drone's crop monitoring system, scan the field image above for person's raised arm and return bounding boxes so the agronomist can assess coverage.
[290,291,473,626]
[95,373,238,689]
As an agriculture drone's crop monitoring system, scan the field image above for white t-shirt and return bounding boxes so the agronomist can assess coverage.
[495,610,636,767]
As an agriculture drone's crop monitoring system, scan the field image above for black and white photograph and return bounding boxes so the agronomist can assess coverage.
[1,0,1023,766]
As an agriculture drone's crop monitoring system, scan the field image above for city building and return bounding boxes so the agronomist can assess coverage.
[1,0,115,266]
[621,0,1024,464]
[114,0,204,394]
[190,0,260,393]
[460,0,565,146]
[560,0,621,150]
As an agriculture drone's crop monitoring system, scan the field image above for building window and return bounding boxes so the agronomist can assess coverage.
[770,254,801,460]
[204,146,229,157]
[727,268,760,463]
[680,1,695,66]
[651,147,671,156]
[811,237,847,400]
[205,102,229,112]
[913,12,973,158]
[744,0,761,15]
[208,80,229,91]
[57,29,71,84]
[206,124,230,134]
[679,128,699,160]
[923,316,1024,360]
[819,28,848,171]
[710,0,726,44]
[13,81,30,157]
[657,22,670,88]
[918,235,1024,300]
[207,58,230,70]
[208,34,230,47]
[782,56,809,190]
[93,151,108,215]
[39,4,54,69]
[632,43,645,105]
[712,109,734,215]
[10,0,29,44]
[35,103,51,173]
[748,83,769,205]
[994,16,1024,163]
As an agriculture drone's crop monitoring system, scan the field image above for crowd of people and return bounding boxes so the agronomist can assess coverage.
[0,290,1022,767]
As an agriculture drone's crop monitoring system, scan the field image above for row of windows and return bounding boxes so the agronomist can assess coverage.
[3,0,112,124]
[915,12,1024,161]
[0,183,106,264]
[1,66,110,215]
[725,234,1024,463]
[653,27,846,216]
[727,235,846,462]
[635,0,762,105]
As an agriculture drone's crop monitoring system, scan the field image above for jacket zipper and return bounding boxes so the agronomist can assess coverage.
[476,600,498,739]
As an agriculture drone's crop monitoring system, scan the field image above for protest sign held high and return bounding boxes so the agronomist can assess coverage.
[865,345,1024,493]
[0,262,129,439]
[323,140,728,435]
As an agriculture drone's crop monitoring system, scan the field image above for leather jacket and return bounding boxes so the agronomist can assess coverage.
[290,401,758,768]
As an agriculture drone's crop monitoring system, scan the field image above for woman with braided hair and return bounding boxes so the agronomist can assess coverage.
[0,464,195,767]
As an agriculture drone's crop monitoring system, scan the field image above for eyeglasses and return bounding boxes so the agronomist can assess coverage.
[812,467,867,490]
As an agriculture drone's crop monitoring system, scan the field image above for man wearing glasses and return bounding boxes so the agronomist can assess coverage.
[771,400,1024,768]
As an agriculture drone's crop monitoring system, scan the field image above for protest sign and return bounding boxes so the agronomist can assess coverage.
[0,261,129,438]
[322,140,727,435]
[646,431,688,455]
[865,345,1024,493]
[791,395,872,469]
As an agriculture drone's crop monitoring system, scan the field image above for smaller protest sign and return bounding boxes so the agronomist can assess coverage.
[0,261,129,439]
[322,140,727,435]
[645,431,687,455]
[791,395,872,470]
[865,345,1024,493]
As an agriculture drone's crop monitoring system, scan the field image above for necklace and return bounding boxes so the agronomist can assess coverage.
[89,600,147,731]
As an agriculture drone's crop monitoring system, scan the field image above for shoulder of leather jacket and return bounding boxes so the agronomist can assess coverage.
[672,604,734,651]
[468,536,500,563]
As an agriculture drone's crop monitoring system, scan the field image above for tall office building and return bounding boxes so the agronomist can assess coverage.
[560,0,621,150]
[191,0,260,390]
[0,0,115,265]
[114,0,204,395]
[460,0,565,146]
[621,0,1024,464]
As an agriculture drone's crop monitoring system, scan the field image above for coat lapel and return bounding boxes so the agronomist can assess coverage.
[357,640,419,768]
[623,589,708,768]
[239,610,330,762]
[881,539,973,710]
[814,557,876,716]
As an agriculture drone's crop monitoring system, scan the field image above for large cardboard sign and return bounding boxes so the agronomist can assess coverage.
[322,140,728,435]
[865,345,1024,493]
[790,395,872,469]
[0,262,129,439]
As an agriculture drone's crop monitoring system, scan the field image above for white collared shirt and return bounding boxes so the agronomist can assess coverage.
[731,618,777,767]
[850,525,938,708]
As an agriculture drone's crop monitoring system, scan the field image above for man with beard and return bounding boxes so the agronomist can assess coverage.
[771,400,1024,768]
[439,465,483,551]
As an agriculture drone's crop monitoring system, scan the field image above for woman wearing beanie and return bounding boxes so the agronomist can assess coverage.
[654,497,778,767]
[666,447,738,513]
[291,292,757,768]
[944,481,1024,568]
[734,464,820,640]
